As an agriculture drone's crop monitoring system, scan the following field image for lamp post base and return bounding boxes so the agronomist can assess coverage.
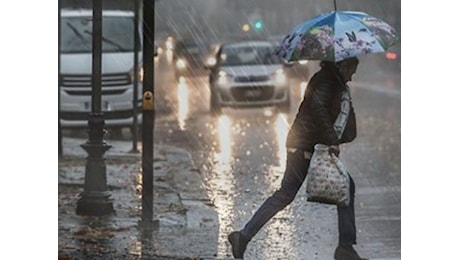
[138,219,160,233]
[76,191,114,216]
[76,113,113,216]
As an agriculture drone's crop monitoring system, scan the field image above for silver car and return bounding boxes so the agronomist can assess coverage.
[207,40,291,114]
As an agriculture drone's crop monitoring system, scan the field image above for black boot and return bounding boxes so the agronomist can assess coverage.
[334,245,368,260]
[228,231,249,259]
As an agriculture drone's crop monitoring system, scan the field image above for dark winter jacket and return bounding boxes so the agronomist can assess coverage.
[285,63,357,152]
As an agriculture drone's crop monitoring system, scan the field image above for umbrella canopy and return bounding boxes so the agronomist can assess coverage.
[275,11,400,62]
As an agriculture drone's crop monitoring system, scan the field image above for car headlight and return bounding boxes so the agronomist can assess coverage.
[272,68,287,84]
[206,57,216,66]
[218,70,233,85]
[129,65,144,83]
[298,59,309,65]
[176,58,186,69]
[166,37,174,50]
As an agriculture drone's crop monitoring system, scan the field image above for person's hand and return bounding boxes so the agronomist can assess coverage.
[328,145,340,157]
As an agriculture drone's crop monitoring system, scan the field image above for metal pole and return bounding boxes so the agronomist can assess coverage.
[76,0,114,216]
[58,0,63,157]
[131,0,140,153]
[334,0,337,11]
[141,0,155,223]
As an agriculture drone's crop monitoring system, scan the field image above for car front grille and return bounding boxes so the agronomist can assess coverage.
[60,73,132,95]
[231,86,274,102]
[234,75,269,83]
[63,89,127,96]
[60,109,140,121]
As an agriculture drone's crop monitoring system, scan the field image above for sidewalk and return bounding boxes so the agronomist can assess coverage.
[58,137,219,259]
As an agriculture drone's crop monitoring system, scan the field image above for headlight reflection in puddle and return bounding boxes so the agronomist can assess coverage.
[215,115,233,164]
[263,113,297,258]
[274,113,289,169]
[177,77,189,130]
[166,49,173,64]
[207,115,238,256]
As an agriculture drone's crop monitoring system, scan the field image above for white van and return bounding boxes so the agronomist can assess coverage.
[59,9,142,130]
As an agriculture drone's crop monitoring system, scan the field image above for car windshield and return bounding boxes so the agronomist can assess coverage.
[60,16,138,54]
[219,44,281,66]
[175,42,207,57]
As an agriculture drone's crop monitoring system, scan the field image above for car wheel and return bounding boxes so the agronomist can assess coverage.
[210,86,222,115]
[278,91,291,113]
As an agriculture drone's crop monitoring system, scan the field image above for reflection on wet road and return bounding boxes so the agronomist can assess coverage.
[215,115,233,164]
[177,77,189,130]
[274,113,289,170]
[208,114,237,255]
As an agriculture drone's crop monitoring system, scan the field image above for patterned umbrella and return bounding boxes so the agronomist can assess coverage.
[275,11,400,62]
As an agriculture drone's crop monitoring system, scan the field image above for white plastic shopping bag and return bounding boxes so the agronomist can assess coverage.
[306,144,350,207]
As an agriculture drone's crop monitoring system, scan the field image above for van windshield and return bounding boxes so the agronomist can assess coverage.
[61,16,139,54]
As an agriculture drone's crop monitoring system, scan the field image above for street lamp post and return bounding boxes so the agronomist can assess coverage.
[140,0,157,226]
[76,0,114,216]
[130,0,140,153]
[58,0,63,157]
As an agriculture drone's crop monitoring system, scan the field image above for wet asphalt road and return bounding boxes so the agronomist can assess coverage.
[151,51,401,259]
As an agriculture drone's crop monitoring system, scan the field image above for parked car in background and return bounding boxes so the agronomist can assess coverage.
[59,9,143,132]
[206,40,291,114]
[173,39,209,81]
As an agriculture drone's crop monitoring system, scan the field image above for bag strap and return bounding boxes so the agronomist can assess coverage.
[333,78,352,139]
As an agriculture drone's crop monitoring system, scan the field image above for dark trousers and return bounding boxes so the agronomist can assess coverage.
[241,148,357,246]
